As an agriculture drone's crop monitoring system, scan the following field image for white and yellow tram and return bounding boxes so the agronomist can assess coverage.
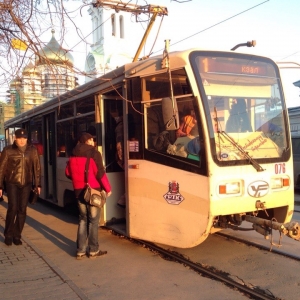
[5,49,298,247]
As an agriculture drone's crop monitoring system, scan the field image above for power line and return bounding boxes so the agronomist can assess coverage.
[69,1,271,61]
[279,51,300,61]
[152,0,270,55]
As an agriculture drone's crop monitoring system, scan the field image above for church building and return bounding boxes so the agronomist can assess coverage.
[8,29,78,115]
[84,5,139,81]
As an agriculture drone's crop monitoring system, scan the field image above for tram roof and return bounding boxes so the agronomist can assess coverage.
[5,48,275,127]
[5,49,193,127]
[4,64,126,127]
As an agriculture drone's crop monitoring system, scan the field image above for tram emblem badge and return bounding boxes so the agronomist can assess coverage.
[163,181,184,205]
[247,180,269,198]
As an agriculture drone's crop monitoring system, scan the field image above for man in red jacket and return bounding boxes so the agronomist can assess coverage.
[66,133,112,259]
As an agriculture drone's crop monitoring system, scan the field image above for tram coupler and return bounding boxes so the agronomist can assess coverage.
[255,200,266,210]
[245,215,300,241]
[252,224,271,239]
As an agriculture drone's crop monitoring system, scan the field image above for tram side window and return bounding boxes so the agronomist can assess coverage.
[127,70,205,173]
[76,116,96,145]
[6,127,20,146]
[57,103,74,120]
[146,97,201,162]
[30,117,43,155]
[57,121,76,157]
[144,69,192,100]
[76,97,94,115]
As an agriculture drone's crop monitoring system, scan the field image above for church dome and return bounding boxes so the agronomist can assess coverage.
[22,61,40,75]
[36,29,74,67]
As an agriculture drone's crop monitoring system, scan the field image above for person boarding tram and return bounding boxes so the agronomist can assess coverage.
[65,133,112,259]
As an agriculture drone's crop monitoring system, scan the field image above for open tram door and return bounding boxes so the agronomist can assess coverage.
[101,69,210,248]
[100,96,126,227]
[122,76,210,248]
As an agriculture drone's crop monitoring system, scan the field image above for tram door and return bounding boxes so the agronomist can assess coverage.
[125,96,210,248]
[101,98,126,225]
[42,113,57,202]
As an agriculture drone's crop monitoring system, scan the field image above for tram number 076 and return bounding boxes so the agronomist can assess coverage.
[275,163,286,174]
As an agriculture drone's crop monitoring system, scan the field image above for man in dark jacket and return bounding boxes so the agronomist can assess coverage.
[0,129,41,246]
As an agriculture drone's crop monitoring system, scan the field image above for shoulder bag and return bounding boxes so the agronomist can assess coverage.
[84,183,106,208]
[83,156,106,208]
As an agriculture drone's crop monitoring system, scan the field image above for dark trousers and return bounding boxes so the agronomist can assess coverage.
[4,183,31,240]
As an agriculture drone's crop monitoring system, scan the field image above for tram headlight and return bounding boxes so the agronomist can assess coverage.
[270,176,290,189]
[219,181,241,195]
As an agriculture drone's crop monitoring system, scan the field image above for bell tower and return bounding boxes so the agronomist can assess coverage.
[84,6,132,82]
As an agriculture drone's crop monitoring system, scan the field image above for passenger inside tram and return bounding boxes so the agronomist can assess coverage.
[225,98,253,133]
[57,145,66,157]
[148,97,201,161]
[176,107,198,138]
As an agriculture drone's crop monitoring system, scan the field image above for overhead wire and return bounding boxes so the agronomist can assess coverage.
[152,0,270,55]
[66,0,273,114]
[69,1,271,61]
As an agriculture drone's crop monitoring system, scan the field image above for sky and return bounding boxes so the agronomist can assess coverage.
[2,0,300,108]
[66,0,300,108]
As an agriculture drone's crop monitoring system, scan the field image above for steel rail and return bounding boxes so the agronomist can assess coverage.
[140,240,277,300]
[107,228,277,300]
[216,232,300,262]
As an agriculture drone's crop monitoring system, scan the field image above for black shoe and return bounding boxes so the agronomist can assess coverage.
[13,238,22,246]
[4,237,12,246]
[89,250,107,258]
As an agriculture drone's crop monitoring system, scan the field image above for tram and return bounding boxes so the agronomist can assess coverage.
[288,106,300,190]
[4,49,299,248]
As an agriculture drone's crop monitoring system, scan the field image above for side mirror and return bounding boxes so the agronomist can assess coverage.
[162,97,179,130]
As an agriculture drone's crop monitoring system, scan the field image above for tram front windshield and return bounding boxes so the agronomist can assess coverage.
[191,52,289,162]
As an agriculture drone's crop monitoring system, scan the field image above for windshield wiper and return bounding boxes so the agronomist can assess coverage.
[217,130,265,172]
[212,106,264,172]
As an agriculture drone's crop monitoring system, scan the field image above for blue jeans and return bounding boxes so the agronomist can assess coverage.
[77,198,101,254]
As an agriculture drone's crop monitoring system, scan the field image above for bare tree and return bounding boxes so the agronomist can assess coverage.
[0,0,185,100]
[0,0,90,97]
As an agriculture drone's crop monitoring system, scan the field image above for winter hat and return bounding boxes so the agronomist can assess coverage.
[79,133,93,144]
[15,128,28,138]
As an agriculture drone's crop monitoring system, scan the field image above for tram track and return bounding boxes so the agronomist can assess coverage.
[107,228,280,300]
[73,201,298,299]
[142,241,279,300]
[215,209,300,262]
[216,232,300,262]
[2,199,296,300]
